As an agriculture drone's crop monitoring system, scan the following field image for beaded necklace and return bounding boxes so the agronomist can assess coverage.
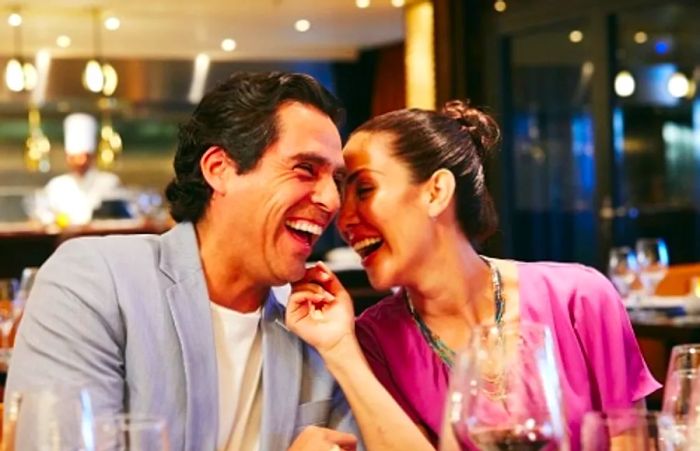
[405,258,505,367]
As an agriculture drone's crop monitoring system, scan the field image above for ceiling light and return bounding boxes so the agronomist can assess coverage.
[494,1,507,12]
[5,8,35,92]
[391,0,405,7]
[614,71,635,97]
[294,19,311,32]
[104,16,120,31]
[8,12,22,27]
[634,31,648,44]
[221,38,237,52]
[56,35,72,48]
[355,0,370,9]
[569,30,583,43]
[668,72,690,98]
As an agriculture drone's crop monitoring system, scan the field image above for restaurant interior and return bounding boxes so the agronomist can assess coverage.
[1,0,700,448]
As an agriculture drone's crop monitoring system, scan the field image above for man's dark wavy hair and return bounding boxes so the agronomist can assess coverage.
[165,71,344,223]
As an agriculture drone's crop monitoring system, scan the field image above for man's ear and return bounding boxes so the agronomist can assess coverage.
[200,146,235,195]
[424,168,456,219]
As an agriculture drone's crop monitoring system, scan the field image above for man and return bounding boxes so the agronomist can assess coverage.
[40,112,121,226]
[7,72,361,451]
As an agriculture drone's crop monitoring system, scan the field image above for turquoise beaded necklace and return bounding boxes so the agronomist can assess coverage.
[405,258,505,367]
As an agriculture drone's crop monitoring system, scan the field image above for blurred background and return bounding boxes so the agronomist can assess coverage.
[0,0,698,274]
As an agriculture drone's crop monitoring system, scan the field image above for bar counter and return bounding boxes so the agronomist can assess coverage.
[0,219,172,279]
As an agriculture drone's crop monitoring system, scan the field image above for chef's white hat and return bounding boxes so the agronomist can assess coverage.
[63,113,97,155]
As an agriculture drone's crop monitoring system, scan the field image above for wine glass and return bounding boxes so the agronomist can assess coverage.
[608,247,640,299]
[635,238,669,299]
[94,414,169,451]
[662,369,698,448]
[2,384,96,451]
[666,344,700,382]
[444,321,568,450]
[581,410,679,451]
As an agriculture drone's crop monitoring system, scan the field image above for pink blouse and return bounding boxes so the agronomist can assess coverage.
[355,261,661,449]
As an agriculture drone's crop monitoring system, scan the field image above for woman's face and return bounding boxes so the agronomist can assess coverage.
[338,131,434,290]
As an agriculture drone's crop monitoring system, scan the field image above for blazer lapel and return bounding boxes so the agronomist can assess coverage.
[160,223,218,450]
[260,289,302,451]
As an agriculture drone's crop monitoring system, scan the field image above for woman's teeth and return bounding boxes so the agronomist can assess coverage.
[352,237,384,257]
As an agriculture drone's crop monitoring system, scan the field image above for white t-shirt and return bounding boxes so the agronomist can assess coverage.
[210,301,263,451]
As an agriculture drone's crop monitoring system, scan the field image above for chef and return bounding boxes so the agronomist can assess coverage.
[42,113,121,226]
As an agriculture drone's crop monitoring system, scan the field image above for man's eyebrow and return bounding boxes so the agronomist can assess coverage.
[290,152,334,166]
[290,152,347,176]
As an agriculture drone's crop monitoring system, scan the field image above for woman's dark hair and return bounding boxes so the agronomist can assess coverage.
[352,99,500,245]
[165,71,345,223]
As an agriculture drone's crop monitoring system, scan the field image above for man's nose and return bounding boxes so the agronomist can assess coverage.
[311,174,341,214]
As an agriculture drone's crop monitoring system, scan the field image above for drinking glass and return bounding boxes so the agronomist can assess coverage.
[608,247,640,298]
[667,345,700,381]
[2,385,96,451]
[581,410,679,451]
[444,321,568,450]
[94,414,169,451]
[662,369,698,448]
[635,238,669,298]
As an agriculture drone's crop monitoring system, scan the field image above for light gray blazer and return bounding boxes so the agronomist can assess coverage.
[6,222,361,450]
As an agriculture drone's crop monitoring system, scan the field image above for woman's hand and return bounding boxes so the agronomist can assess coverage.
[286,262,355,356]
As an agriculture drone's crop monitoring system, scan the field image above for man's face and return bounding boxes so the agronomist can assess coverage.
[66,153,93,176]
[219,101,344,285]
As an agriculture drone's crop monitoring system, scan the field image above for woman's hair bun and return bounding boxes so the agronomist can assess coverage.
[441,99,501,160]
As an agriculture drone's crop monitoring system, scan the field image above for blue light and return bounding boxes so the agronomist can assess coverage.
[654,40,670,55]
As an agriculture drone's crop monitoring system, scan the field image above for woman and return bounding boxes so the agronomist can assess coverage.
[286,101,660,450]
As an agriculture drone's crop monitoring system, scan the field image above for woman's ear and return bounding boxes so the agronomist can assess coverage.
[424,168,456,219]
[200,146,235,196]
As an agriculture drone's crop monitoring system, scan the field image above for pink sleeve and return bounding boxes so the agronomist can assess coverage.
[572,268,661,408]
[355,318,422,424]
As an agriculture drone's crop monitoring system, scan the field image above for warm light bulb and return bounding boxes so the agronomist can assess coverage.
[634,31,648,44]
[104,16,121,31]
[7,13,22,27]
[5,58,24,92]
[494,0,507,12]
[391,0,405,7]
[355,0,370,9]
[102,63,118,96]
[569,30,584,43]
[83,59,105,93]
[56,35,72,48]
[22,62,37,91]
[221,38,237,52]
[294,19,311,32]
[614,71,635,97]
[668,72,690,98]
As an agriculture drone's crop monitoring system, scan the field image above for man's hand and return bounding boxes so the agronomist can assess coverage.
[288,425,358,451]
[286,262,355,355]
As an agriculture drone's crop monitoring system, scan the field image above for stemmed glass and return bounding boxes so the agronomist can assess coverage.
[2,385,96,451]
[666,345,700,383]
[635,238,669,299]
[662,369,698,448]
[443,322,568,450]
[94,414,169,451]
[608,247,640,299]
[581,410,679,451]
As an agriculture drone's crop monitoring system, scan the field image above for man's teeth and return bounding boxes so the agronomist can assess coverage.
[285,220,323,236]
[352,237,382,252]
